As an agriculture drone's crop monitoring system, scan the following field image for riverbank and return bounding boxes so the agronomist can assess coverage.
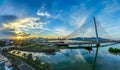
[14,47,57,53]
[9,46,92,54]
[8,50,53,70]
[1,52,34,70]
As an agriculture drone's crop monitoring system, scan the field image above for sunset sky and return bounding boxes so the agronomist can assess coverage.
[0,0,120,39]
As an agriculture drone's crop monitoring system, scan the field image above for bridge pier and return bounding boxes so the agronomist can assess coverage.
[88,43,92,47]
[90,43,92,47]
[88,44,90,47]
[79,44,81,47]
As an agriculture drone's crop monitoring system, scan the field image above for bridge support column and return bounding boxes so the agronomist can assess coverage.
[88,44,90,47]
[88,43,92,47]
[90,43,92,47]
[79,44,80,47]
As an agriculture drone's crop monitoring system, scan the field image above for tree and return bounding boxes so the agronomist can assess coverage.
[27,53,33,61]
[22,53,27,58]
[43,62,53,70]
[0,41,6,47]
[16,51,21,55]
[12,51,16,54]
[34,56,41,63]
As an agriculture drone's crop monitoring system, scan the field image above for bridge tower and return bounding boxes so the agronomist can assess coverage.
[93,17,100,46]
[92,17,100,70]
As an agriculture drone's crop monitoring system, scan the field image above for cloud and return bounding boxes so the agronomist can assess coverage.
[70,15,88,28]
[46,10,63,24]
[97,0,120,38]
[1,17,46,37]
[84,27,94,37]
[36,6,62,19]
[0,27,16,38]
[101,0,120,14]
[69,3,94,28]
[37,11,51,17]
[54,26,71,36]
[0,15,18,24]
[37,6,51,17]
[0,15,18,37]
[0,17,65,38]
[0,0,30,18]
[0,28,15,35]
[98,0,120,20]
[17,32,30,36]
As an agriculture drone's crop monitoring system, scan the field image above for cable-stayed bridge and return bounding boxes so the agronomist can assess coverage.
[47,17,120,47]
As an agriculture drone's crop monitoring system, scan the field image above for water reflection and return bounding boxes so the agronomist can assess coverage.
[9,44,120,70]
[92,45,99,70]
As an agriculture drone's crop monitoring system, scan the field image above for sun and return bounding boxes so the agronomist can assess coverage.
[16,36,23,39]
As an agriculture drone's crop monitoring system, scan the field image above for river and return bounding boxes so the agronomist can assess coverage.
[10,44,120,70]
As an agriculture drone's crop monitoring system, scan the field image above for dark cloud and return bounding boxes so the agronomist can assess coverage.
[0,28,30,38]
[17,32,30,36]
[0,28,16,36]
[0,27,16,39]
[0,15,18,23]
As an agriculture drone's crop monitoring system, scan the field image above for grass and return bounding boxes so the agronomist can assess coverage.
[57,46,68,49]
[109,47,120,53]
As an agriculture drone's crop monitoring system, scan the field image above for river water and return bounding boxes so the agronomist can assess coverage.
[10,44,120,70]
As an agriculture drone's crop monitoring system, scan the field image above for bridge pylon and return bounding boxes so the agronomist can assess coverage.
[93,17,100,46]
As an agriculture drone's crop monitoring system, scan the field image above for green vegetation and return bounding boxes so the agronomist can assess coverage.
[22,53,27,58]
[0,41,6,47]
[109,47,120,53]
[22,54,53,70]
[10,51,53,70]
[57,46,68,49]
[30,44,53,49]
